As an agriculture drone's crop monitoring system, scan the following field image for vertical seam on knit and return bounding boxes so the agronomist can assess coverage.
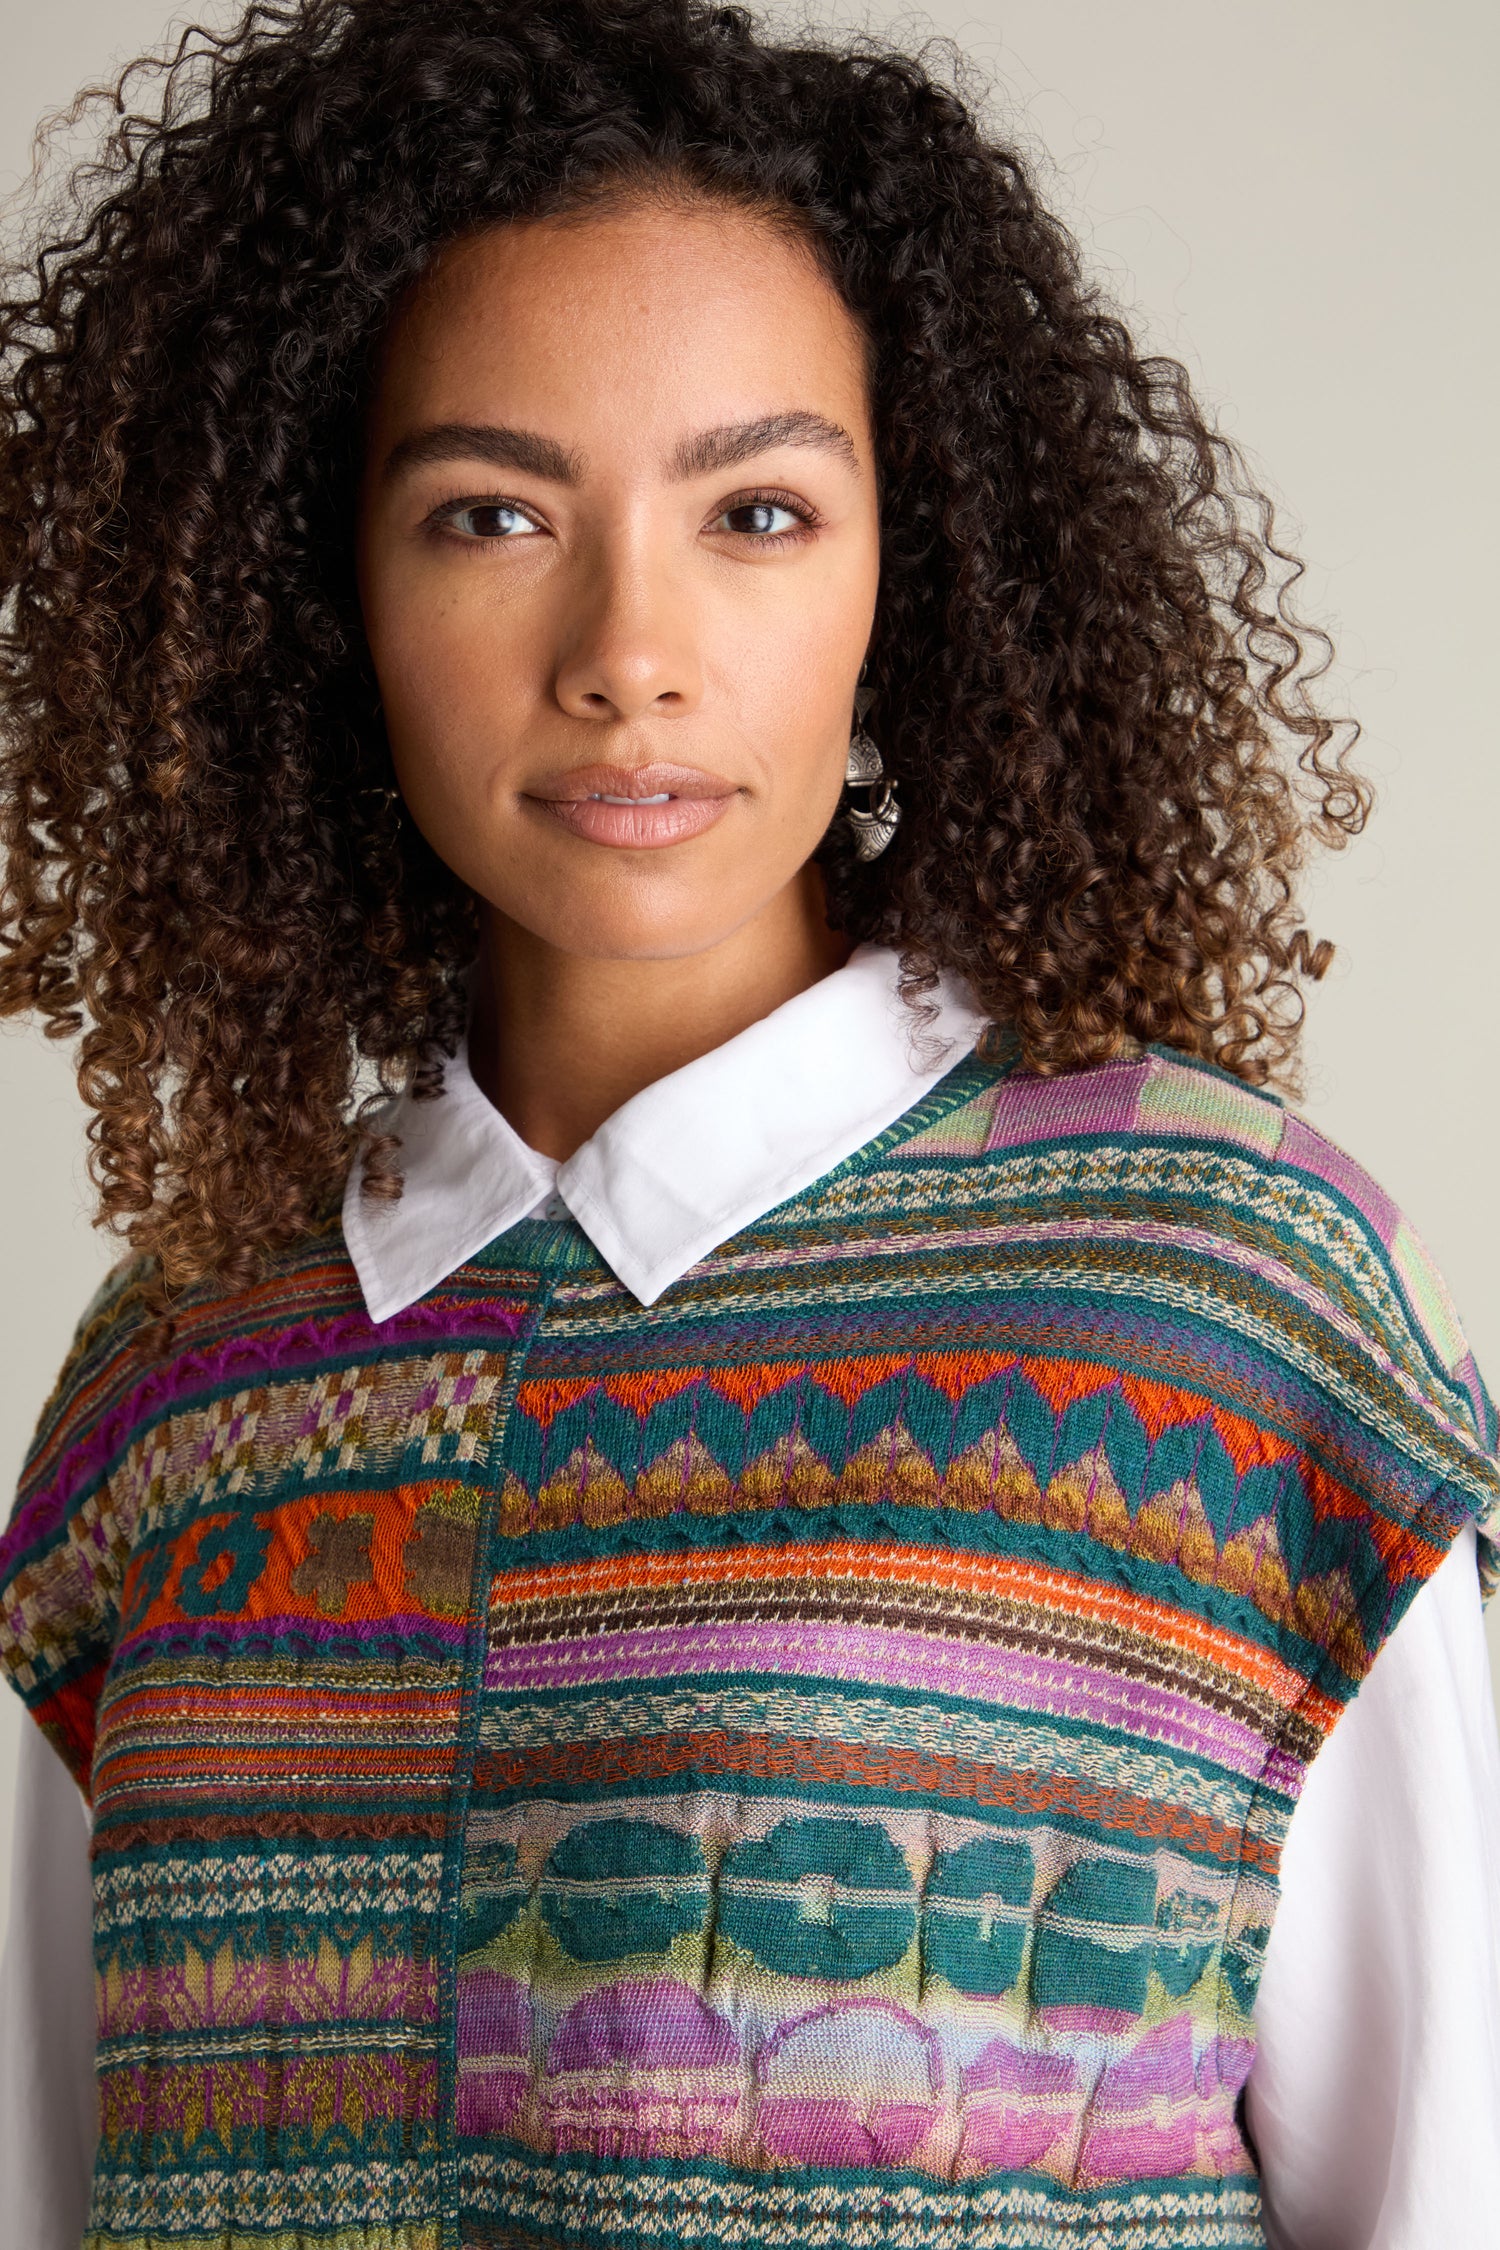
[433,1268,557,2250]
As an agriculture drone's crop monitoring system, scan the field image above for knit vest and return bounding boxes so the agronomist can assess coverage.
[3,1041,1496,2250]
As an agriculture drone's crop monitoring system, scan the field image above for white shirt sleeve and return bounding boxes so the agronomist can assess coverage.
[0,1718,97,2250]
[1246,1516,1500,2248]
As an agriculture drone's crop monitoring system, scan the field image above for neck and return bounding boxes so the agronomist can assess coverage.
[466,864,855,1161]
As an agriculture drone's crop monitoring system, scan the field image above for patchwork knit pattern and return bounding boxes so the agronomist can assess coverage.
[3,1042,1496,2250]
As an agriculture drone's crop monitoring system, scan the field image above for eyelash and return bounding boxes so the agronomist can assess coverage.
[421,492,541,546]
[421,484,823,548]
[715,486,822,545]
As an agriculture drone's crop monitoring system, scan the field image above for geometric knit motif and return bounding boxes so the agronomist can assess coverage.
[3,1042,1497,2250]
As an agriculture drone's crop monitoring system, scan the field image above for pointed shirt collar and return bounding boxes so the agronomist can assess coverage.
[341,940,989,1323]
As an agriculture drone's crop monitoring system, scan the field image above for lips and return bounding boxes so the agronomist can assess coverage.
[527,762,739,849]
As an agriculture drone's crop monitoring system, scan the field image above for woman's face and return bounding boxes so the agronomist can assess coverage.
[356,196,881,963]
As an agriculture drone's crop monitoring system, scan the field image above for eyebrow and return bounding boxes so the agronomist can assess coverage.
[381,408,860,485]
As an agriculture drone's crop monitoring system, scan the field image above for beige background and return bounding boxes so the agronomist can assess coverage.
[1,0,1496,1948]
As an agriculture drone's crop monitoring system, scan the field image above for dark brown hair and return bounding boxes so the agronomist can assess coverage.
[0,0,1366,1301]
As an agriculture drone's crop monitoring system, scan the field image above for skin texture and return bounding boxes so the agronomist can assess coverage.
[357,198,881,1159]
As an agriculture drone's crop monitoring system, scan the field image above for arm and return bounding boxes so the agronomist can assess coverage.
[1245,1518,1500,2249]
[0,1722,97,2250]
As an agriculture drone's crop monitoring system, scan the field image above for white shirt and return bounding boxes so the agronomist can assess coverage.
[4,940,1499,2250]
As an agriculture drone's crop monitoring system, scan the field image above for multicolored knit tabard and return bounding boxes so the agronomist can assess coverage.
[3,1041,1497,2250]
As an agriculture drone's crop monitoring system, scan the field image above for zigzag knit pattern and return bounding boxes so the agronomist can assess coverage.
[3,1042,1497,2250]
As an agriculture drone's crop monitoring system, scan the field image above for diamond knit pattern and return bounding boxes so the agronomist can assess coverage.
[3,1042,1496,2250]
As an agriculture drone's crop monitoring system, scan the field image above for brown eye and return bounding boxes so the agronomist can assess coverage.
[716,498,806,537]
[443,501,542,540]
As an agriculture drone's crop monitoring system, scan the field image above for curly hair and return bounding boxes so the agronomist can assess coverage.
[0,0,1366,1303]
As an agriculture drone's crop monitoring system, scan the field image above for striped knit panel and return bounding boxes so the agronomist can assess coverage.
[1,1237,550,2250]
[451,1050,1498,2250]
[1,1044,1494,2250]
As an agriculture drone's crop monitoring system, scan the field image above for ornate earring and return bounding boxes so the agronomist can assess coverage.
[844,681,900,861]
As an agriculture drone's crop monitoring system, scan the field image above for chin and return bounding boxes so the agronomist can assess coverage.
[471,838,803,965]
[475,876,760,966]
[532,910,757,965]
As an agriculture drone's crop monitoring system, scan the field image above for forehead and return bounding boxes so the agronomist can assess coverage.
[369,198,873,455]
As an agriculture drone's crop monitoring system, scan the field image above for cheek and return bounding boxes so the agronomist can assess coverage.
[703,503,877,688]
[369,566,510,702]
[743,600,860,809]
[364,575,541,811]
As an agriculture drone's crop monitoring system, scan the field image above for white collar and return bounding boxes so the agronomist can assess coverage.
[341,940,988,1322]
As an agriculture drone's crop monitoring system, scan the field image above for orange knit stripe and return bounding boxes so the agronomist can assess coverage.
[490,1538,1330,1719]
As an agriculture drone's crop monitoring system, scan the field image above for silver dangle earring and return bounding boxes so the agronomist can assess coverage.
[844,681,900,861]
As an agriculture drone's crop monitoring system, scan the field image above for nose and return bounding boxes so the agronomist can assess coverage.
[552,543,702,723]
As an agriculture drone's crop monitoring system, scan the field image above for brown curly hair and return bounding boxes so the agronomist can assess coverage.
[0,0,1366,1304]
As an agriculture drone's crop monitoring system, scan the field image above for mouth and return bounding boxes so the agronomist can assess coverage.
[527,761,739,849]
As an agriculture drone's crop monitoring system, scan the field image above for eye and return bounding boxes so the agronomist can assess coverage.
[711,491,818,542]
[429,497,545,542]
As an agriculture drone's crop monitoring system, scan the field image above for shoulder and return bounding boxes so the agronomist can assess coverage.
[901,1038,1499,1585]
[1149,1048,1492,1451]
[969,1040,1485,1405]
[890,1038,1500,1689]
[3,1249,162,1574]
[0,1221,362,1774]
[3,1220,358,1560]
[0,1249,159,1777]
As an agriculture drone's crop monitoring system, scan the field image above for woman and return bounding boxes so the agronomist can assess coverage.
[1,2,1497,2246]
